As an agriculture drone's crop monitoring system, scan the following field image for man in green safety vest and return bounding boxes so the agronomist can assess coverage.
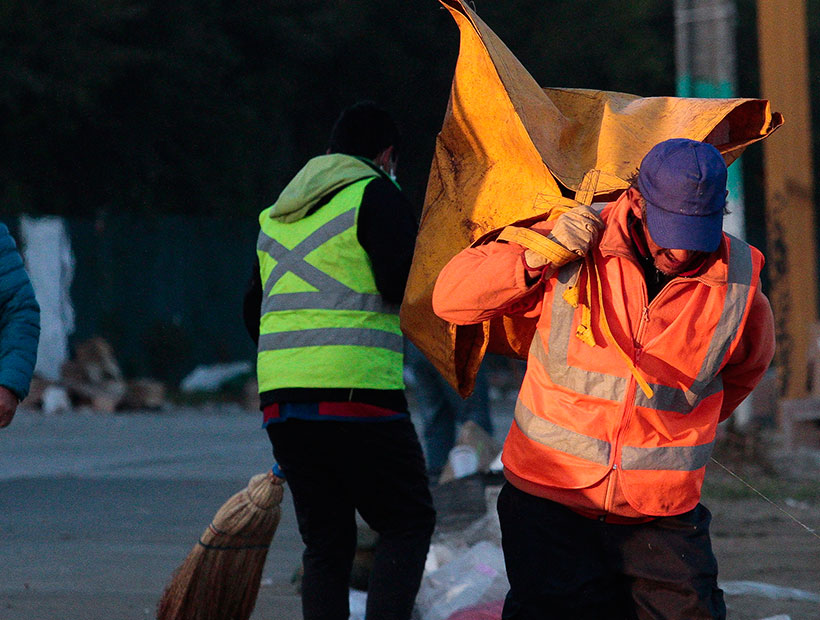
[243,101,435,620]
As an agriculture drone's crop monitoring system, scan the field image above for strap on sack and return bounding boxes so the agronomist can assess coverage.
[497,225,576,266]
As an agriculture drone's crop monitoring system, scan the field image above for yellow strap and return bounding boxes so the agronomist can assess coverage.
[561,259,653,398]
[576,302,596,347]
[575,169,601,206]
[587,256,654,399]
[561,280,596,347]
[497,226,577,266]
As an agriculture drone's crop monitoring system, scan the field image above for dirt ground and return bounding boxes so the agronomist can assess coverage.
[206,432,820,620]
[696,436,820,620]
[414,415,820,620]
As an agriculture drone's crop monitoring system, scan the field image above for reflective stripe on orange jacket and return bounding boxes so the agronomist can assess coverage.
[433,192,775,519]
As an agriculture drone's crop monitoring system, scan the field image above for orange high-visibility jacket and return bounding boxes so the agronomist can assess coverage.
[433,193,776,519]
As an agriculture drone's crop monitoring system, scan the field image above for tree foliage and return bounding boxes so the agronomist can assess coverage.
[0,1,816,219]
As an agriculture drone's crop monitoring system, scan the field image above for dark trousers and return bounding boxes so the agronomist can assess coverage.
[405,341,493,479]
[497,483,726,620]
[267,417,436,620]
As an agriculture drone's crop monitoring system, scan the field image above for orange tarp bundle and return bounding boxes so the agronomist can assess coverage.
[399,0,783,397]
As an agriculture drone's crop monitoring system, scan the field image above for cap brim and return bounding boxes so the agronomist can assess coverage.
[644,202,723,252]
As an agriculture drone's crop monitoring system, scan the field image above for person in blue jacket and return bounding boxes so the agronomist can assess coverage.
[0,223,40,428]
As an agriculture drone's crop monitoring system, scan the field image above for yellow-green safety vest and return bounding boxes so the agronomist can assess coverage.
[256,177,405,393]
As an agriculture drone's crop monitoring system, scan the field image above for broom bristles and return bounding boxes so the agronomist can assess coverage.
[157,471,285,620]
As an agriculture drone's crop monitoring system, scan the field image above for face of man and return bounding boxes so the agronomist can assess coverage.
[640,217,708,276]
[629,187,709,276]
[374,146,397,180]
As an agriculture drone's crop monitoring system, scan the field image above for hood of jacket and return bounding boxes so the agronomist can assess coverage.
[269,154,380,223]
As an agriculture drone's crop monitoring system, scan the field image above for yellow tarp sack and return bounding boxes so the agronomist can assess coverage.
[400,0,783,397]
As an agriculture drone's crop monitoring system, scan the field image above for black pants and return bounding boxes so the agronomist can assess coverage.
[497,483,726,620]
[267,417,436,620]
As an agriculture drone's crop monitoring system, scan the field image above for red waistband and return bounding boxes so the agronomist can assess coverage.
[263,402,407,425]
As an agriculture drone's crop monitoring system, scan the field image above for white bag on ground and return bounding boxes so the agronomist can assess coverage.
[415,541,508,620]
[348,588,367,620]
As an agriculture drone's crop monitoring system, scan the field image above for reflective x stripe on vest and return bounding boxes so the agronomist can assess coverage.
[256,179,403,392]
[257,208,401,353]
[514,236,754,472]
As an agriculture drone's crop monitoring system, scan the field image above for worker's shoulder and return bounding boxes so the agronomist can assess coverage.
[725,232,765,270]
[362,174,404,199]
[359,176,413,219]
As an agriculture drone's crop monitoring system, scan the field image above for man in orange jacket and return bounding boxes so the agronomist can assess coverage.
[433,138,775,620]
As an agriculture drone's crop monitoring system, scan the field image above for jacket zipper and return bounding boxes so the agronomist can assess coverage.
[604,350,639,515]
[599,247,708,517]
[603,277,652,516]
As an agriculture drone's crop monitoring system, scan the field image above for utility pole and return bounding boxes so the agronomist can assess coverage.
[674,0,745,241]
[757,0,818,401]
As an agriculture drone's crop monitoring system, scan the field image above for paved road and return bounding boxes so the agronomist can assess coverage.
[0,385,519,620]
[0,398,516,620]
[0,405,304,620]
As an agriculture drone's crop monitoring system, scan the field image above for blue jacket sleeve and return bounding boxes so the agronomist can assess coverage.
[0,224,40,399]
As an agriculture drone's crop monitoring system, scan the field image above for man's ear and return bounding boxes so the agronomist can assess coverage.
[373,145,395,171]
[625,187,643,218]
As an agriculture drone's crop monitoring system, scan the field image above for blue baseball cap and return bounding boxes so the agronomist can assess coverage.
[637,138,727,252]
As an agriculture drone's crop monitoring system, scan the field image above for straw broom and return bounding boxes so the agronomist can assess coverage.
[157,467,286,620]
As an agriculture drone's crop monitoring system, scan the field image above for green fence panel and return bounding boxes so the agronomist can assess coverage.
[67,214,259,385]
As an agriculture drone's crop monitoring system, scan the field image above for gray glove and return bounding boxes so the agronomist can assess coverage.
[524,206,605,269]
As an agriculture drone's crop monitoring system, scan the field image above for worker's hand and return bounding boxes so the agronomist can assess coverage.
[0,385,19,428]
[547,205,605,262]
[521,206,604,270]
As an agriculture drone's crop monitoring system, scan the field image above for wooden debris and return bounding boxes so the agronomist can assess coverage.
[121,379,167,410]
[59,337,167,412]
